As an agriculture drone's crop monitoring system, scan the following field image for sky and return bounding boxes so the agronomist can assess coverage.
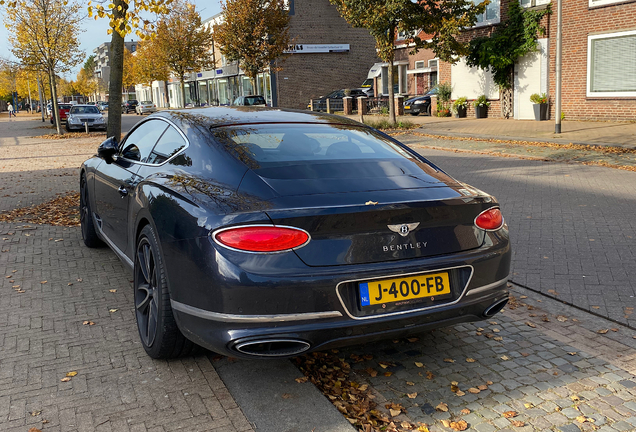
[0,0,221,79]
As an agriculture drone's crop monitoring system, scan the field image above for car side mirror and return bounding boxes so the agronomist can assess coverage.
[98,136,118,164]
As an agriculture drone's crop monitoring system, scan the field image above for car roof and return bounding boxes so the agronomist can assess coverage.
[151,106,363,129]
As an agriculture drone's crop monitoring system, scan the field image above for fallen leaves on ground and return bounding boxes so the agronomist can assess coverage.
[443,358,455,363]
[449,420,468,431]
[36,131,106,140]
[82,321,95,326]
[294,352,424,432]
[425,371,434,380]
[465,358,476,363]
[557,315,568,322]
[597,329,609,334]
[435,402,448,412]
[0,192,79,226]
[503,411,518,418]
[414,362,424,368]
[510,420,525,427]
[407,393,417,399]
[525,321,537,328]
[460,409,470,415]
[295,376,309,383]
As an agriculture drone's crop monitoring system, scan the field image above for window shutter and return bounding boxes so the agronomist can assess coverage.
[591,34,636,92]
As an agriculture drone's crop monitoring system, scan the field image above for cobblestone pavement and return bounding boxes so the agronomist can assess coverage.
[409,145,636,328]
[0,222,253,432]
[335,287,636,432]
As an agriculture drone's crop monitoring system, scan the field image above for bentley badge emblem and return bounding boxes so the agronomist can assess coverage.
[387,222,420,237]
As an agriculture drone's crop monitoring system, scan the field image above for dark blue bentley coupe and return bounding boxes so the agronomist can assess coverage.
[80,107,511,359]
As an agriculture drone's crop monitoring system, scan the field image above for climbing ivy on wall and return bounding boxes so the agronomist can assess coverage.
[465,0,551,89]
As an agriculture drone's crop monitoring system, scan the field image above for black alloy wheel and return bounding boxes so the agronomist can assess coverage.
[134,225,196,358]
[79,173,103,248]
[426,104,432,116]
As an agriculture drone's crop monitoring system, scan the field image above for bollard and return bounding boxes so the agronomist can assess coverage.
[85,121,89,134]
[343,97,353,115]
[395,95,404,116]
[309,99,314,111]
[326,99,332,114]
[430,95,438,117]
[357,96,367,123]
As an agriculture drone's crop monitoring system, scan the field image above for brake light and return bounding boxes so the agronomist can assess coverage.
[214,226,310,252]
[475,208,504,231]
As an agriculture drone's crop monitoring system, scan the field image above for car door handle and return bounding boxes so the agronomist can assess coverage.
[118,186,128,197]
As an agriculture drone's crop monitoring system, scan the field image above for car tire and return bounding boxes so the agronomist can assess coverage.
[426,104,432,116]
[134,224,196,359]
[80,173,103,248]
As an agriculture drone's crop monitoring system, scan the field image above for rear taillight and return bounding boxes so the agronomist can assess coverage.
[475,207,504,231]
[214,225,310,252]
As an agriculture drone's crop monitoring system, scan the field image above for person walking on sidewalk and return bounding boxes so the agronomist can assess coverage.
[8,103,16,117]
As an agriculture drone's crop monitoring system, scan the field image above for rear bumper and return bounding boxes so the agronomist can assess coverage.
[165,228,511,358]
[173,279,508,358]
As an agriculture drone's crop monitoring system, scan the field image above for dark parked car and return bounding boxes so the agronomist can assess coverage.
[309,88,367,112]
[233,95,267,106]
[80,107,511,359]
[50,103,72,124]
[122,99,138,113]
[404,88,438,116]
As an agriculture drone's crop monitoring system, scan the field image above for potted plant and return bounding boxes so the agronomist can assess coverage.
[530,93,548,121]
[452,97,468,118]
[473,95,490,119]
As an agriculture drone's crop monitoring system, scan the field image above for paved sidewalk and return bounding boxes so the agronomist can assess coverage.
[345,114,636,148]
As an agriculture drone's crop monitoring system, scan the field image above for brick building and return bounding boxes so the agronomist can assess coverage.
[154,0,379,110]
[402,0,636,121]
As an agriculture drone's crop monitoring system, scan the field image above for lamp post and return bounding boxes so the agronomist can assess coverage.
[554,0,563,134]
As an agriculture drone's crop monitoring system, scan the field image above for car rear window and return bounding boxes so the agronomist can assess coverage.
[244,96,265,105]
[59,105,72,109]
[212,124,415,166]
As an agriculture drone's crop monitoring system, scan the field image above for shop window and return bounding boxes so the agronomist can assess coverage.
[587,30,636,97]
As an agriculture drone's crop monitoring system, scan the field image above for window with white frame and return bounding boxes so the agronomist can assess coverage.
[397,29,418,41]
[414,61,425,69]
[428,59,438,70]
[587,30,636,97]
[589,0,627,7]
[473,0,500,26]
[520,0,550,7]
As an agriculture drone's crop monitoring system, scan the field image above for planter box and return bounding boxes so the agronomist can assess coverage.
[475,106,488,119]
[533,103,548,121]
[454,106,467,118]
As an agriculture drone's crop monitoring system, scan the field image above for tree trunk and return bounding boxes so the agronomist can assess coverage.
[250,76,257,95]
[37,77,45,122]
[180,74,186,108]
[49,68,62,135]
[107,0,127,140]
[387,59,396,125]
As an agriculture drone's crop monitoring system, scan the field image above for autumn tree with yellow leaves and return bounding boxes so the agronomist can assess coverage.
[2,0,84,133]
[154,1,215,108]
[134,38,170,106]
[88,0,173,138]
[214,0,291,91]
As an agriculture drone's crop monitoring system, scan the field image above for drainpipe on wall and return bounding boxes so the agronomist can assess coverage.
[554,0,563,134]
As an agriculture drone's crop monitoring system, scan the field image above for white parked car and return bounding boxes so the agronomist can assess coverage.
[65,105,106,132]
[136,101,157,115]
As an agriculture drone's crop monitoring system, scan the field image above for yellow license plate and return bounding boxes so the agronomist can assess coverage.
[405,105,411,109]
[359,272,451,307]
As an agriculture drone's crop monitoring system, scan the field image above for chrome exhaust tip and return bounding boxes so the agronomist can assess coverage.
[483,298,509,318]
[235,339,311,357]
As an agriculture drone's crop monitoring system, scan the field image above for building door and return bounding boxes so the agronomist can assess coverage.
[514,38,549,120]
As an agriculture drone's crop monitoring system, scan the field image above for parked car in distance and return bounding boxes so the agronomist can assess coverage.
[404,88,438,116]
[65,104,106,132]
[97,101,108,111]
[80,107,511,360]
[136,101,157,115]
[50,103,72,125]
[233,95,267,107]
[46,103,52,117]
[309,88,367,111]
[122,99,138,113]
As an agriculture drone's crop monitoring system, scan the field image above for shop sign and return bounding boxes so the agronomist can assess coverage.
[284,44,350,54]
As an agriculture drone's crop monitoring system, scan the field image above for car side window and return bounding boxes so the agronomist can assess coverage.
[120,120,168,163]
[147,126,187,165]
